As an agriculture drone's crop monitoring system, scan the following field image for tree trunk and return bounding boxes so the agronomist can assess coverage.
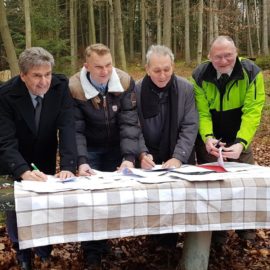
[197,0,203,64]
[70,0,78,73]
[24,0,31,48]
[262,0,269,55]
[184,0,190,64]
[129,0,135,61]
[88,0,96,44]
[172,0,177,56]
[113,0,126,70]
[157,0,162,44]
[108,0,115,65]
[245,0,254,57]
[208,0,213,50]
[163,0,171,48]
[0,0,19,76]
[141,0,146,65]
[213,0,218,38]
[254,0,261,55]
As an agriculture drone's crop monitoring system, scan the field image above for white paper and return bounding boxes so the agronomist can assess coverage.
[217,147,225,168]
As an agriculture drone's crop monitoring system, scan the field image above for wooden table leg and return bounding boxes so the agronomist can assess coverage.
[178,231,212,270]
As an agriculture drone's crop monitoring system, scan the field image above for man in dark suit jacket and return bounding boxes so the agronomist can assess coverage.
[0,47,77,270]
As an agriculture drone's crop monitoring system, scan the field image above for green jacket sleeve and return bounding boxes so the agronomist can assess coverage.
[236,71,265,148]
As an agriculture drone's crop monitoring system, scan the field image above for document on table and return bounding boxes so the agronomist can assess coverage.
[18,172,141,193]
[123,165,223,183]
[17,162,270,192]
[172,162,270,181]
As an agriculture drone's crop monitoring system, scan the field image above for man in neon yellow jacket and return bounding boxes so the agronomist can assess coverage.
[192,35,265,164]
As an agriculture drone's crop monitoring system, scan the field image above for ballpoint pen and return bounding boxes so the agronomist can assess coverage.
[31,163,39,171]
[215,138,222,148]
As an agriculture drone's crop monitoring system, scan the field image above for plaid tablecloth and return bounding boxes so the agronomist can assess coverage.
[15,176,270,249]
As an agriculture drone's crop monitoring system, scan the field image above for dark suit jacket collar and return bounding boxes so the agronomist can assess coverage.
[9,75,62,136]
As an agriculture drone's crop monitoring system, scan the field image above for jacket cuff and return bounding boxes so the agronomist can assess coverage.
[78,156,88,166]
[123,155,135,164]
[234,138,248,149]
[13,164,30,180]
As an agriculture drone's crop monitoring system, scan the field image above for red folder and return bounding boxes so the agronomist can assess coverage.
[197,165,227,173]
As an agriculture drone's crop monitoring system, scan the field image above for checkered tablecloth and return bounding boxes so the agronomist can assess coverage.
[15,176,270,249]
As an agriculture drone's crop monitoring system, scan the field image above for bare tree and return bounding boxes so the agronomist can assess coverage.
[113,0,126,70]
[197,0,203,63]
[0,0,19,76]
[88,0,96,45]
[70,0,78,73]
[254,0,261,55]
[184,0,190,64]
[128,0,135,61]
[207,0,214,50]
[141,0,146,65]
[213,0,219,38]
[108,0,115,64]
[157,0,162,44]
[262,0,269,55]
[245,0,254,57]
[24,0,31,48]
[163,0,171,48]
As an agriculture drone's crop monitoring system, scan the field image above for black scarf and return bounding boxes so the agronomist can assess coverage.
[141,75,173,119]
[141,75,178,162]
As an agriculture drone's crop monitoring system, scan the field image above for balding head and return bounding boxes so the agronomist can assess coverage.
[208,36,237,74]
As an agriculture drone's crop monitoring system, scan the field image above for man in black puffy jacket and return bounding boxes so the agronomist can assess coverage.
[69,43,140,268]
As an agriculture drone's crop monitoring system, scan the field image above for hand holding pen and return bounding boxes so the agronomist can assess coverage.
[206,137,226,157]
[20,163,47,181]
[78,163,96,176]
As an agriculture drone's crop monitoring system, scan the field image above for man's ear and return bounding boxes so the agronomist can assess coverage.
[83,62,88,69]
[20,72,26,82]
[145,64,150,75]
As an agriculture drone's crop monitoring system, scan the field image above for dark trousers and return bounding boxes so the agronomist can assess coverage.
[82,145,122,262]
[6,210,52,263]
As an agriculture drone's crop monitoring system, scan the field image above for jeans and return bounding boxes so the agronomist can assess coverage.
[87,145,122,172]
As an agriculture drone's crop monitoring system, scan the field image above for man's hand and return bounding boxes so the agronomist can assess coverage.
[140,152,155,169]
[205,137,226,157]
[21,170,47,181]
[78,163,96,176]
[117,160,134,171]
[222,143,243,160]
[55,170,74,179]
[162,158,182,169]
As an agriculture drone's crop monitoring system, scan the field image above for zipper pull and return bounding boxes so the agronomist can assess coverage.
[103,95,107,109]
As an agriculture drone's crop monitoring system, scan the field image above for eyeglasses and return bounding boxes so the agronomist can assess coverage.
[211,53,235,62]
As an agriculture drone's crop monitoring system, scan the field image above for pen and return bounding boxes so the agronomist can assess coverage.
[215,138,222,148]
[31,163,39,171]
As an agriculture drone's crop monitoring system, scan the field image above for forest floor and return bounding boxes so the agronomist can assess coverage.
[0,65,269,269]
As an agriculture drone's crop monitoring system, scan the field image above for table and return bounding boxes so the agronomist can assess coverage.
[14,167,270,270]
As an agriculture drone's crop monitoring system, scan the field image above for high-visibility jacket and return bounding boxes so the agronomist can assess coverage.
[192,57,265,148]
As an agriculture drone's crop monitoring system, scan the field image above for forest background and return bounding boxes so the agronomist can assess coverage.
[0,1,270,269]
[1,0,270,76]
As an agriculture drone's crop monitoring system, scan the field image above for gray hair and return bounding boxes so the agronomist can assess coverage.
[209,36,236,51]
[18,47,55,74]
[146,45,174,65]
